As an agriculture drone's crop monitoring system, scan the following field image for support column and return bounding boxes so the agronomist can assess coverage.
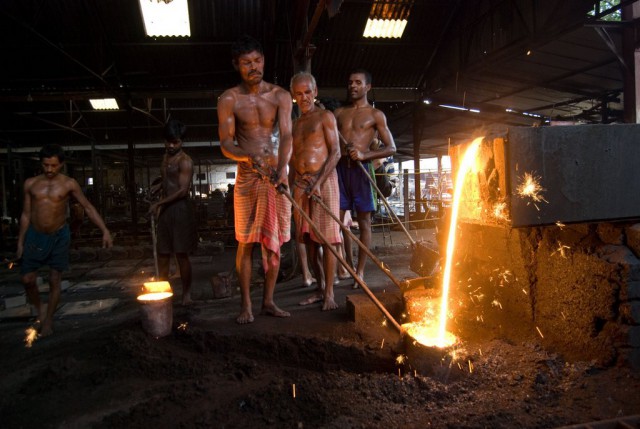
[622,3,639,123]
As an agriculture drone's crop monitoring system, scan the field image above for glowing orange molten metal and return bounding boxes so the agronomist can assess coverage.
[403,137,483,348]
[137,281,173,301]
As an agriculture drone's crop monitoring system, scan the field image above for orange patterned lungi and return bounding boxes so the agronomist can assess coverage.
[234,161,291,272]
[292,170,342,245]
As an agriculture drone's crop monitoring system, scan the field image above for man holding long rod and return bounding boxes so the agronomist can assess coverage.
[289,72,342,311]
[217,35,293,324]
[334,69,396,288]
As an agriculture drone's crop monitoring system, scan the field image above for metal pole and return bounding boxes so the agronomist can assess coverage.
[281,182,403,333]
[311,195,404,290]
[354,160,416,247]
[403,168,410,234]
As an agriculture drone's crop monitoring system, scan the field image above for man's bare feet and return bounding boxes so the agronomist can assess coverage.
[298,293,323,306]
[39,319,53,337]
[352,273,363,289]
[261,304,291,318]
[236,310,255,324]
[322,297,338,311]
[302,276,316,288]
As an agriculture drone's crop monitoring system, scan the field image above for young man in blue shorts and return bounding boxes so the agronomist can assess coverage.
[334,69,396,287]
[17,144,113,336]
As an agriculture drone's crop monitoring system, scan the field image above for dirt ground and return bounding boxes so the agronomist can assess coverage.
[2,230,640,429]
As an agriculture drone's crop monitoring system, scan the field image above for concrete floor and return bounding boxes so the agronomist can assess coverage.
[0,227,438,344]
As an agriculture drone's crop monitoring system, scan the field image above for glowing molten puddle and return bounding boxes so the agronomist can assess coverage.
[403,322,457,348]
[137,292,173,301]
[404,137,483,348]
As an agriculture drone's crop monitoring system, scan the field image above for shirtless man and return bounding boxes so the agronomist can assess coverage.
[334,69,396,286]
[289,72,341,311]
[149,119,198,305]
[17,144,113,336]
[217,35,293,324]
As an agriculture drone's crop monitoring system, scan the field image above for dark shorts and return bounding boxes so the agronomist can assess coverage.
[156,199,198,254]
[336,157,376,214]
[21,224,70,275]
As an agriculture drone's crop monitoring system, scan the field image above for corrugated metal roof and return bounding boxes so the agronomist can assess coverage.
[0,0,628,162]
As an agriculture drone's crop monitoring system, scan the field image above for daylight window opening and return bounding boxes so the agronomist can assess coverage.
[138,0,191,37]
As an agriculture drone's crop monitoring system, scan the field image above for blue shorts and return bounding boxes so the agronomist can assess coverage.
[21,224,70,275]
[336,157,376,214]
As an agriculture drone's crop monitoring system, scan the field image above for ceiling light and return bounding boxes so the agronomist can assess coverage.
[139,0,191,37]
[90,98,119,110]
[363,1,413,39]
[439,104,468,111]
[363,19,407,38]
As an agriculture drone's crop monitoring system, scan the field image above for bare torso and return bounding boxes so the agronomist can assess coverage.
[162,151,193,197]
[225,82,282,169]
[334,105,378,154]
[291,109,330,175]
[26,175,74,233]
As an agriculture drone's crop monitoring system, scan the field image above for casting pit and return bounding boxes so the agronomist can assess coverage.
[425,126,640,369]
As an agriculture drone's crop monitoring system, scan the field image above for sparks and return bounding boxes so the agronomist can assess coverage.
[395,354,407,365]
[468,360,474,373]
[292,384,296,398]
[492,202,509,220]
[516,172,548,206]
[555,221,565,229]
[536,326,544,338]
[380,338,385,349]
[551,241,571,258]
[498,270,512,285]
[178,322,188,330]
[491,300,503,309]
[24,327,38,348]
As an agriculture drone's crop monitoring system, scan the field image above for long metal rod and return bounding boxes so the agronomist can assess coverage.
[281,185,403,333]
[337,133,415,246]
[310,194,404,291]
[150,215,159,279]
[354,160,416,247]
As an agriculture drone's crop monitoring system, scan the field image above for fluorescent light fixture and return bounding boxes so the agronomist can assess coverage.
[469,108,481,113]
[363,18,407,38]
[363,0,413,39]
[139,0,191,37]
[439,104,468,111]
[89,98,119,110]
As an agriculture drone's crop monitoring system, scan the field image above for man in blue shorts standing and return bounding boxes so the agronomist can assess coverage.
[334,69,396,287]
[17,144,113,336]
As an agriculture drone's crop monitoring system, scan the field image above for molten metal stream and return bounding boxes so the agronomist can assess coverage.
[403,137,483,348]
[438,137,483,342]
